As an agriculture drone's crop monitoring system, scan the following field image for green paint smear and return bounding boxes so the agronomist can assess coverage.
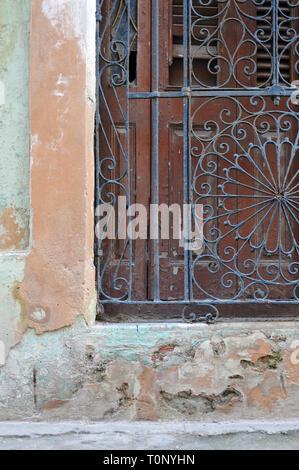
[0,0,30,250]
[99,325,171,364]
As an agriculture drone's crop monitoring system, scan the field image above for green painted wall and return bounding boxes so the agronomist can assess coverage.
[0,0,30,364]
[0,0,30,251]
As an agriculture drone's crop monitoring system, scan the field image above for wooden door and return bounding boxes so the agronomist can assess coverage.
[97,0,152,303]
[96,0,298,319]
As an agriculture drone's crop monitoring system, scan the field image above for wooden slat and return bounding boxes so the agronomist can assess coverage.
[173,43,217,59]
[257,1,292,85]
[172,0,218,52]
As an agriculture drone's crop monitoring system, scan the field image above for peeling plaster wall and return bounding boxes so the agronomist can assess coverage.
[0,0,96,364]
[0,0,30,252]
[1,0,299,424]
[2,320,299,421]
[0,0,30,361]
[18,0,96,334]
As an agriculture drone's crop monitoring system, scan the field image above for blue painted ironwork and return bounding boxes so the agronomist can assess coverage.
[96,0,299,322]
[190,95,298,303]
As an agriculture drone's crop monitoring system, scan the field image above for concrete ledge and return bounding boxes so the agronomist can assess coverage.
[2,421,299,450]
[2,420,299,437]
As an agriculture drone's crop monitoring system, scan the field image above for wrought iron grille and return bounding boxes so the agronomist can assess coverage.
[96,0,299,322]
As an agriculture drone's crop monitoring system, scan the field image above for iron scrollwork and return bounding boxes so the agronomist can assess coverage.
[190,95,299,301]
[96,1,299,323]
[182,304,220,322]
[190,0,299,89]
[96,0,136,301]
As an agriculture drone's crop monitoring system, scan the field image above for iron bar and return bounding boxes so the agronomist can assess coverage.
[153,0,160,301]
[96,1,299,321]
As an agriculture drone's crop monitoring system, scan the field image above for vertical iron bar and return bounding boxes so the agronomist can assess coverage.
[95,0,102,301]
[189,0,194,301]
[153,0,160,301]
[273,0,280,202]
[127,0,132,300]
[183,0,191,301]
[273,0,278,86]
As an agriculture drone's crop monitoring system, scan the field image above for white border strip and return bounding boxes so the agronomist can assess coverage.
[1,421,299,437]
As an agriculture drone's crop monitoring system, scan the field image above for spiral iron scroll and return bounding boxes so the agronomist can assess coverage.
[190,95,299,301]
[190,0,299,88]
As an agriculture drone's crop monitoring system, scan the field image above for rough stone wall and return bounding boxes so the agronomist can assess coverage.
[1,319,299,421]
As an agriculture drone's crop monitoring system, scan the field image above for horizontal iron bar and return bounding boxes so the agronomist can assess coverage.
[128,88,296,99]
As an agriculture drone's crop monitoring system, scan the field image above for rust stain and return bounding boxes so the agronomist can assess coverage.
[137,365,158,420]
[11,282,29,344]
[151,344,176,362]
[284,351,299,386]
[229,339,273,363]
[0,207,26,250]
[247,371,287,412]
[42,399,69,410]
[248,339,273,363]
[12,282,27,323]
